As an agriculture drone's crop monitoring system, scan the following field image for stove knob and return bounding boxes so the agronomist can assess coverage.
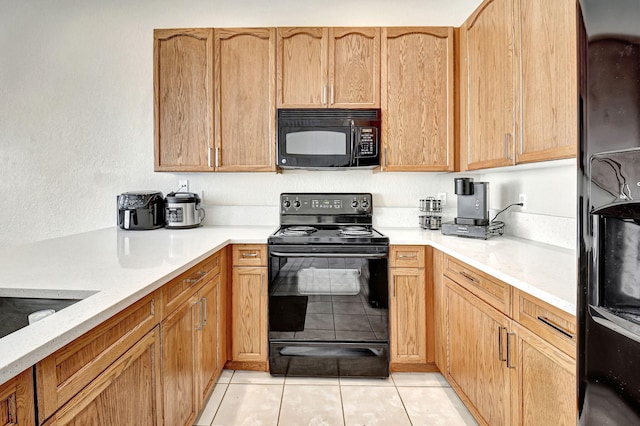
[351,200,359,209]
[293,200,301,208]
[283,200,291,209]
[361,200,370,210]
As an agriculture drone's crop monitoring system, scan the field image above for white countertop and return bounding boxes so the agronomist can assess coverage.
[0,225,576,385]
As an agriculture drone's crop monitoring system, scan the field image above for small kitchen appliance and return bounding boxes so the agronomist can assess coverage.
[277,109,381,169]
[165,192,205,229]
[117,191,165,230]
[268,193,390,378]
[441,178,503,239]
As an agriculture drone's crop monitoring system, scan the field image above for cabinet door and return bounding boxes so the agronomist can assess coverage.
[329,27,380,108]
[446,278,512,425]
[460,0,517,170]
[161,294,199,426]
[277,27,328,108]
[196,275,220,403]
[382,27,455,171]
[232,267,268,365]
[511,322,576,426]
[390,268,427,364]
[215,28,276,171]
[154,28,214,172]
[0,369,34,426]
[516,0,577,163]
[45,328,161,426]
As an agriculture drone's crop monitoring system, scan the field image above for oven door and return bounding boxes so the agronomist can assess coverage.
[268,244,389,377]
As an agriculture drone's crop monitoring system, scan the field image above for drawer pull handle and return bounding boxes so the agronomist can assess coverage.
[537,316,574,339]
[242,253,258,258]
[398,254,417,259]
[186,278,200,284]
[459,271,478,283]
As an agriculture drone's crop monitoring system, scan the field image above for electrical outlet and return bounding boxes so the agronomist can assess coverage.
[437,192,447,206]
[179,179,189,192]
[519,193,527,209]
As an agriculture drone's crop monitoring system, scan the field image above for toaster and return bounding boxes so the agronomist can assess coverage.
[117,191,165,230]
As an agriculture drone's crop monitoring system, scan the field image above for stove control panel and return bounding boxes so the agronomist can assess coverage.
[280,193,372,215]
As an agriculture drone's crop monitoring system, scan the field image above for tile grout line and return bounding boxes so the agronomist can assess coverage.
[393,377,415,426]
[276,379,286,426]
[338,379,347,426]
[208,370,234,426]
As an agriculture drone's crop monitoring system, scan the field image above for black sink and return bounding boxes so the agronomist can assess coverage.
[0,297,82,339]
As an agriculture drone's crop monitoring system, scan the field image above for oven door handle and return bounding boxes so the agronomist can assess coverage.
[269,251,387,259]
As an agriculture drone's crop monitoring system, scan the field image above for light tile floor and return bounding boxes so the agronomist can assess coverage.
[194,370,477,426]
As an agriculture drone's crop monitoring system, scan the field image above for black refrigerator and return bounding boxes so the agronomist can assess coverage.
[578,0,640,424]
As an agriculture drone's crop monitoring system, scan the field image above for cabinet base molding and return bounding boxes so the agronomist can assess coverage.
[390,363,439,373]
[224,361,268,372]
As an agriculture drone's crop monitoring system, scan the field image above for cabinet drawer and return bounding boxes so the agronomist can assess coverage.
[36,290,160,423]
[390,246,425,268]
[162,251,221,315]
[513,289,576,358]
[232,244,267,267]
[444,255,511,315]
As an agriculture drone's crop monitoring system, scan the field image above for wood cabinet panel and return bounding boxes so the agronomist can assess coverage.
[432,249,447,371]
[232,244,268,267]
[511,322,576,426]
[382,27,455,171]
[215,28,276,171]
[44,327,161,426]
[277,27,328,108]
[161,294,199,426]
[513,289,576,358]
[0,369,34,426]
[390,245,425,268]
[196,275,220,403]
[329,27,380,108]
[444,255,511,315]
[517,0,577,163]
[446,278,513,425]
[154,28,214,171]
[390,268,427,364]
[231,267,268,367]
[36,291,160,423]
[460,0,517,170]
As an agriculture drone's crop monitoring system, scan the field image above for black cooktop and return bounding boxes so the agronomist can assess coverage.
[269,225,389,245]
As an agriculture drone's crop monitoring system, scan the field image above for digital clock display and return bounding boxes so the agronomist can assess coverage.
[311,199,342,209]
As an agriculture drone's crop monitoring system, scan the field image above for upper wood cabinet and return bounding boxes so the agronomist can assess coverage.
[460,0,517,171]
[277,27,380,108]
[154,28,214,171]
[381,27,455,171]
[214,28,277,171]
[460,0,577,171]
[516,0,577,163]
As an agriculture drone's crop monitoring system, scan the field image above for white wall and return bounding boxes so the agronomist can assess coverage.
[0,0,576,249]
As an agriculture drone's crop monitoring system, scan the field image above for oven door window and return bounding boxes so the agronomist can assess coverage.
[268,254,388,342]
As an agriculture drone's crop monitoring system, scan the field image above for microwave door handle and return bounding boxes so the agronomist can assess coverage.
[350,119,356,162]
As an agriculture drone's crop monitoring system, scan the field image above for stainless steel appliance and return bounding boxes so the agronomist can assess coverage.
[441,178,503,239]
[165,192,205,229]
[268,193,390,377]
[276,109,381,169]
[117,191,165,230]
[578,1,640,422]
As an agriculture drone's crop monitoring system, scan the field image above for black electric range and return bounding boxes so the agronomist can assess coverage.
[267,193,390,378]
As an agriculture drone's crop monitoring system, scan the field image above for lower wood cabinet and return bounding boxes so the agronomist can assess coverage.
[0,369,34,426]
[161,274,220,426]
[43,327,162,425]
[230,266,268,369]
[445,277,512,425]
[440,251,577,426]
[388,245,435,371]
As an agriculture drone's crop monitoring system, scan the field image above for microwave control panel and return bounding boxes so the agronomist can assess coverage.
[355,127,378,158]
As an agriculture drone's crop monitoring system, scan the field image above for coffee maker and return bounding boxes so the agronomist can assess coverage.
[441,178,503,239]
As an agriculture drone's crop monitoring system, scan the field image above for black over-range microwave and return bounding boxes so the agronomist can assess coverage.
[276,108,381,169]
